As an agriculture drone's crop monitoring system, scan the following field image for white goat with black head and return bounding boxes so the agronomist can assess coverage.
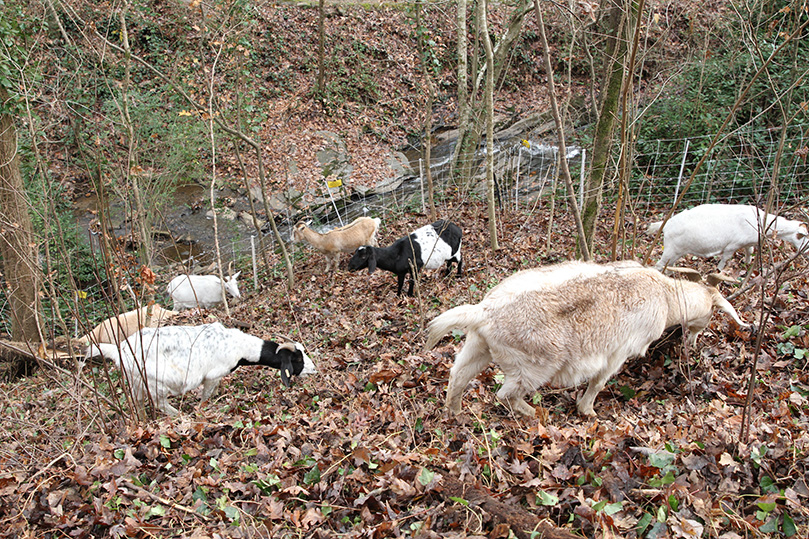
[85,323,316,416]
[648,203,809,270]
[292,216,381,272]
[167,271,241,310]
[427,261,747,418]
[348,219,463,296]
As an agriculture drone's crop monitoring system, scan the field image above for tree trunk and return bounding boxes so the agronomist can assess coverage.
[581,0,637,256]
[451,0,532,184]
[416,0,437,221]
[534,0,589,260]
[316,0,326,97]
[480,0,498,250]
[0,87,41,343]
[455,0,469,160]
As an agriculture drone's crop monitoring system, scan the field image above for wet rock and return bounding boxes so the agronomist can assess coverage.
[249,184,265,204]
[206,207,238,221]
[387,150,414,178]
[316,130,353,183]
[238,211,266,230]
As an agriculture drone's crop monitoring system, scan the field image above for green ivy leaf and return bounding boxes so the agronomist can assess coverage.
[224,505,239,522]
[192,487,207,502]
[760,476,778,493]
[649,451,675,469]
[756,501,777,513]
[144,504,166,519]
[619,385,636,400]
[537,490,559,506]
[783,325,801,338]
[637,512,653,535]
[304,466,321,485]
[783,513,797,537]
[418,468,435,486]
[604,501,623,516]
[668,495,679,512]
[759,516,778,533]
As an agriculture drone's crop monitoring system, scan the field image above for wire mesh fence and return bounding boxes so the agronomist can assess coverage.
[631,125,809,211]
[2,125,808,336]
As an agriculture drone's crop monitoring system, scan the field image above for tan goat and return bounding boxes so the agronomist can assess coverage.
[292,216,381,272]
[426,261,747,418]
[79,304,178,346]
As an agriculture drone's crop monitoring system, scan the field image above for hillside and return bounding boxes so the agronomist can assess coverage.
[2,0,809,538]
[3,201,809,537]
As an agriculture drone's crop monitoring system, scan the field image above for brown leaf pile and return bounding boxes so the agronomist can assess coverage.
[2,203,808,538]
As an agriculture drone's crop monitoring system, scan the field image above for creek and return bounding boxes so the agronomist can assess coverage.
[73,118,583,272]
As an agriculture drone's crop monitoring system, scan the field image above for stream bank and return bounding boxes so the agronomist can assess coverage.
[74,111,580,273]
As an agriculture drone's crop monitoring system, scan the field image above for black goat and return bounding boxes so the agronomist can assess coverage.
[348,220,463,296]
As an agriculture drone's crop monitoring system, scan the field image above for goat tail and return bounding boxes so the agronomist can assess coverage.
[426,304,484,349]
[710,290,749,328]
[85,342,124,366]
[646,221,663,235]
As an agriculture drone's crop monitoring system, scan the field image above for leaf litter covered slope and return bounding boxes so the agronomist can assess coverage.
[2,203,809,538]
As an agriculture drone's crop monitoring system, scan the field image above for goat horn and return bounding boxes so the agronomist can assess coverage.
[664,266,703,282]
[705,272,738,287]
[276,342,297,353]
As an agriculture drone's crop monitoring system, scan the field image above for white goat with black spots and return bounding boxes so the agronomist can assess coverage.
[348,219,462,296]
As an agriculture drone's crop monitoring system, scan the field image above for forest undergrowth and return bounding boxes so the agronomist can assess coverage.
[1,201,808,538]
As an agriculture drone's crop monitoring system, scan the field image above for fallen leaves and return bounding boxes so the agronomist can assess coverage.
[2,203,809,538]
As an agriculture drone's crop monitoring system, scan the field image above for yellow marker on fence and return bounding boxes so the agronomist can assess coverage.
[327,178,343,188]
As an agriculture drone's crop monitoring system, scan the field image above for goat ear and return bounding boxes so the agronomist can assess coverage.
[367,252,377,274]
[231,271,241,280]
[279,357,293,387]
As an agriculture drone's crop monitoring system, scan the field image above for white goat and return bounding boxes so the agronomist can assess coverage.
[85,323,317,416]
[292,216,381,272]
[78,304,178,345]
[426,261,747,418]
[167,272,241,310]
[648,204,809,270]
